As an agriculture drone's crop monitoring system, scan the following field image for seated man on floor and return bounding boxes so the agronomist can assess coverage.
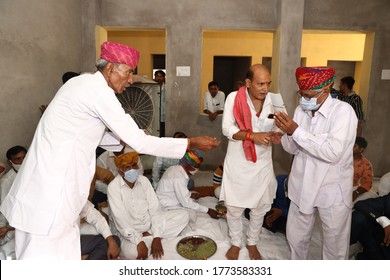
[156,149,218,222]
[0,145,27,259]
[79,200,120,260]
[108,152,189,260]
[350,172,390,259]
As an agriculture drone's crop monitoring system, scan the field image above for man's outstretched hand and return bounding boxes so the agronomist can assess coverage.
[189,136,220,151]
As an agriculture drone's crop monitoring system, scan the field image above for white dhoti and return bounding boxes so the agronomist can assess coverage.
[286,201,351,260]
[226,202,271,247]
[119,209,189,259]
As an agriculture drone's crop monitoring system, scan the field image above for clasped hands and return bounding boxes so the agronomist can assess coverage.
[249,131,282,146]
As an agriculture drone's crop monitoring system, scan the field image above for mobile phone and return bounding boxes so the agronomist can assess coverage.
[268,114,275,119]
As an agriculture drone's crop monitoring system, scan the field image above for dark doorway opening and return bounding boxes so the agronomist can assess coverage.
[153,54,166,137]
[153,54,166,71]
[213,56,251,96]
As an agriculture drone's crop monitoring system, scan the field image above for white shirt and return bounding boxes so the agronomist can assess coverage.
[0,169,17,228]
[0,169,16,205]
[0,71,188,235]
[156,165,208,213]
[79,200,112,239]
[108,175,163,245]
[204,91,225,113]
[281,95,358,214]
[220,90,277,208]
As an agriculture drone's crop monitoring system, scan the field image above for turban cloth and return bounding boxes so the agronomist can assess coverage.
[295,67,336,90]
[100,41,140,69]
[114,152,139,169]
[179,149,203,170]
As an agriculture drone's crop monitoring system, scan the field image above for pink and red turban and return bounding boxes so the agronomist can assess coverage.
[100,41,140,69]
[295,67,336,90]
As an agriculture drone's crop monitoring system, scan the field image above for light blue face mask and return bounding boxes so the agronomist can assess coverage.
[123,169,139,183]
[299,90,324,111]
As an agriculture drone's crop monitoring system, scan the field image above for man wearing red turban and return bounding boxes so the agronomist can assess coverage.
[273,66,358,260]
[0,41,220,260]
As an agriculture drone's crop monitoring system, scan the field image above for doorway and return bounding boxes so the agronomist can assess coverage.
[213,56,251,96]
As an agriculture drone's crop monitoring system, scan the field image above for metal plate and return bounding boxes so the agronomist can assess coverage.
[176,235,217,260]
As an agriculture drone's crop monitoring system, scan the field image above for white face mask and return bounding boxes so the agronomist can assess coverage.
[300,97,321,111]
[10,161,21,172]
[123,169,139,183]
[299,90,324,111]
[189,168,199,176]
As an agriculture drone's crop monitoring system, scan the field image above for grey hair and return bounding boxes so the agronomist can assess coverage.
[96,58,122,71]
[96,58,109,70]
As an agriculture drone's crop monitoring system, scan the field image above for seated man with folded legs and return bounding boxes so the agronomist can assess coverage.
[156,149,219,224]
[108,152,189,260]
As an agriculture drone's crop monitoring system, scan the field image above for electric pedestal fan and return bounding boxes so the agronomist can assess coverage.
[115,76,160,136]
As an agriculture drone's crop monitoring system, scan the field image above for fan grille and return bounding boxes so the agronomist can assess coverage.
[116,86,154,129]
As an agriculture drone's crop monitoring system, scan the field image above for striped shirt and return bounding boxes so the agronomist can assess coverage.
[336,91,364,120]
[213,162,224,187]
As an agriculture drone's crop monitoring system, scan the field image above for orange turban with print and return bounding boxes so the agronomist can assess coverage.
[295,67,336,90]
[100,41,140,69]
[114,152,139,169]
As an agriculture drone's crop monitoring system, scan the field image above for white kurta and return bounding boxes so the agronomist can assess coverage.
[0,71,187,259]
[156,165,209,213]
[0,169,17,259]
[281,95,357,260]
[108,175,188,259]
[220,90,277,208]
[204,91,225,113]
[0,169,16,204]
[79,201,112,239]
[281,95,357,214]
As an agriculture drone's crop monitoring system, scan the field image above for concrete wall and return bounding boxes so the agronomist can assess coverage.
[0,0,83,167]
[1,0,389,176]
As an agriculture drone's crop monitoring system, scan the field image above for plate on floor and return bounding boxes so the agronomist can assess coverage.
[176,235,217,260]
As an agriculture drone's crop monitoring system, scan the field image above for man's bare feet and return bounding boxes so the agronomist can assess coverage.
[247,245,262,260]
[226,245,240,260]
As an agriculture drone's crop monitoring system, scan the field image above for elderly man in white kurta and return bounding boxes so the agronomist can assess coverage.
[0,42,219,260]
[274,67,357,259]
[221,64,278,260]
[108,152,189,260]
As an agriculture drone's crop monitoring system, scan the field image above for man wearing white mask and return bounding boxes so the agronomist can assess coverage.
[156,149,219,221]
[1,146,27,209]
[0,146,27,259]
[274,67,358,260]
[108,152,189,260]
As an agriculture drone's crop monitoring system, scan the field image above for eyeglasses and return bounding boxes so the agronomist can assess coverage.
[296,90,324,101]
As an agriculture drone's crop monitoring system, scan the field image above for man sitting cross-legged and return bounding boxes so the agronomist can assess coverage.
[108,152,189,260]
